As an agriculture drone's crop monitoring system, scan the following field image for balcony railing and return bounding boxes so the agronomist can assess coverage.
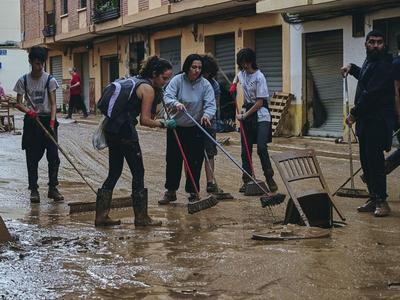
[92,0,120,24]
[42,24,56,37]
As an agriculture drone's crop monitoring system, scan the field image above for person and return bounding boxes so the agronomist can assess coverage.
[66,67,88,118]
[230,48,279,196]
[201,53,224,193]
[341,30,396,217]
[159,54,216,204]
[0,82,5,101]
[96,56,175,227]
[13,46,64,203]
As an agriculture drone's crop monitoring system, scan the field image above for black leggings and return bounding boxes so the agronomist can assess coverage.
[165,126,204,193]
[102,135,144,192]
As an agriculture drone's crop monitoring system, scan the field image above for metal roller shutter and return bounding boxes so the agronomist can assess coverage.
[255,26,283,93]
[159,37,181,75]
[306,30,343,137]
[50,56,63,109]
[215,33,235,86]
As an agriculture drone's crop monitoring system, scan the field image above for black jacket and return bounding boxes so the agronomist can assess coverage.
[349,55,395,151]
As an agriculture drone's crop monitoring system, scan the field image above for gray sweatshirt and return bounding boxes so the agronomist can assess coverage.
[164,73,216,127]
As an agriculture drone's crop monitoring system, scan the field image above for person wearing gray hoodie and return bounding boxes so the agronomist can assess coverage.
[159,54,216,204]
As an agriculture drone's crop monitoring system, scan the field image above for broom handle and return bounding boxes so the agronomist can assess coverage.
[182,110,270,194]
[220,66,256,177]
[345,77,355,189]
[160,99,199,195]
[35,118,98,195]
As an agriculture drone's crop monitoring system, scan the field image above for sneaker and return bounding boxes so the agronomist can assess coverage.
[188,193,199,202]
[48,187,64,202]
[206,182,219,193]
[374,201,391,217]
[357,199,376,213]
[30,189,40,203]
[158,190,177,205]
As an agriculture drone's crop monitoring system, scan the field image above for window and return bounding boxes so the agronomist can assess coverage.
[80,0,87,8]
[62,0,68,15]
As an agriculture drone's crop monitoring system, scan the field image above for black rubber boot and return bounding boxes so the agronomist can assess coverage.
[158,190,177,205]
[133,189,162,226]
[239,175,251,193]
[95,189,121,227]
[48,186,64,202]
[30,189,40,203]
[265,170,278,193]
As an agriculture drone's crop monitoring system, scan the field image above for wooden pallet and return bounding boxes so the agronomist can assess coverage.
[269,92,294,136]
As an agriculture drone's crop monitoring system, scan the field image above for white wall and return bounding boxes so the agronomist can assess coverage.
[0,0,21,43]
[289,7,400,106]
[0,48,30,95]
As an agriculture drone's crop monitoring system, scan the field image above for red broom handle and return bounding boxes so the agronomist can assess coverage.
[234,96,255,177]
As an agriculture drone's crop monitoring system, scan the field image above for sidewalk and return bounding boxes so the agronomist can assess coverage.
[70,113,365,160]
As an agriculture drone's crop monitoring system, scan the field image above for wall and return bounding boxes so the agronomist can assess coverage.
[0,48,30,95]
[289,7,400,136]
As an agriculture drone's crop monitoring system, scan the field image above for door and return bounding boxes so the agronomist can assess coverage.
[305,30,343,137]
[255,26,283,93]
[81,52,90,111]
[101,55,119,90]
[50,55,63,110]
[159,37,181,75]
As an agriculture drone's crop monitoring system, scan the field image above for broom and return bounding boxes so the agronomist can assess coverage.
[182,110,286,207]
[160,99,218,214]
[203,150,234,200]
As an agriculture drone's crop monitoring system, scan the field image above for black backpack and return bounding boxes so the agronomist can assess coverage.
[97,76,151,119]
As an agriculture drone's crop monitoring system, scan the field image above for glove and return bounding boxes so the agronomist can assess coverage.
[236,113,247,121]
[50,119,56,130]
[229,83,237,96]
[160,119,177,129]
[26,110,37,119]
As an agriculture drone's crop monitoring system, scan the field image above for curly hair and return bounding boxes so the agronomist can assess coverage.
[236,48,258,71]
[202,53,219,78]
[139,55,172,78]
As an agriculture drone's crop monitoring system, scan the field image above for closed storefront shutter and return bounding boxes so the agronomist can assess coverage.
[306,30,343,137]
[159,37,181,75]
[255,26,283,93]
[50,55,63,109]
[215,33,235,86]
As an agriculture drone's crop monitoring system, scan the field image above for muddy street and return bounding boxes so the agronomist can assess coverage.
[1,116,400,299]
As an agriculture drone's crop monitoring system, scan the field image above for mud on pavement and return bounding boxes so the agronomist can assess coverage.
[1,118,400,299]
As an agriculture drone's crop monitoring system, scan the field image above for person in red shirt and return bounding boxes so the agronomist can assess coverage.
[67,67,88,118]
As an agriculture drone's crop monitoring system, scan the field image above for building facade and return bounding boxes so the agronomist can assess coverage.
[0,0,29,96]
[20,0,400,137]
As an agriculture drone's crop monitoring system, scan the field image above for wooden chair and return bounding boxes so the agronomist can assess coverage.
[0,97,15,133]
[272,149,345,228]
[269,92,293,136]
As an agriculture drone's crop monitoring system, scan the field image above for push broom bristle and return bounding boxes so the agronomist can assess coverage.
[260,193,286,208]
[188,195,219,214]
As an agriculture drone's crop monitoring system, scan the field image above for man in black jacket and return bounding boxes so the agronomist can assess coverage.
[341,30,396,217]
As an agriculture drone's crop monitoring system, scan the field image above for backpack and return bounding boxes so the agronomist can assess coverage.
[97,77,151,119]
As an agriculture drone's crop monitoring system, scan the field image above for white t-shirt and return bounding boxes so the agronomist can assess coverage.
[238,69,270,122]
[13,72,59,116]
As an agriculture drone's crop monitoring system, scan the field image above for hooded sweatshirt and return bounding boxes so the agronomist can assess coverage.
[164,73,216,127]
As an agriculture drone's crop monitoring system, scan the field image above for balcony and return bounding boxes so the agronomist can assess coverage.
[42,24,56,37]
[92,0,121,24]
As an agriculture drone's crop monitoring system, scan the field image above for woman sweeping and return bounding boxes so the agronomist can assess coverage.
[159,54,216,204]
[95,56,176,227]
[230,48,279,196]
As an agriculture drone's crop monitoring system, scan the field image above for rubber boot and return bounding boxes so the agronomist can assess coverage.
[95,188,121,227]
[264,169,278,193]
[133,189,162,226]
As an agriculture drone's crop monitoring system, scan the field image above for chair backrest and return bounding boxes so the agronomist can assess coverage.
[271,149,330,192]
